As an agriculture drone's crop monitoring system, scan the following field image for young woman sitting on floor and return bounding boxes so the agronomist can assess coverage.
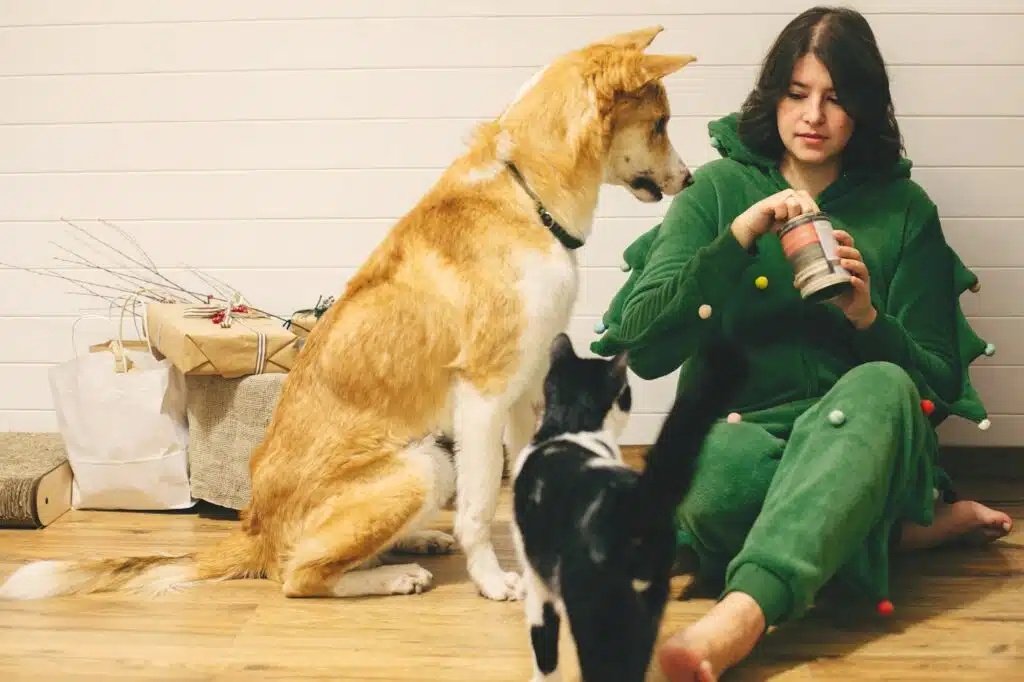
[589,6,1014,681]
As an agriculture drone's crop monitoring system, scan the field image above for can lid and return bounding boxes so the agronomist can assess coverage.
[781,210,827,232]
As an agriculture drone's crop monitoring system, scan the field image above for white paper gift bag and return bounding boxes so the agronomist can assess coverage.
[49,323,194,511]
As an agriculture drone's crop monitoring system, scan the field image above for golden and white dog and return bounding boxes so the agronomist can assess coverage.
[0,26,696,603]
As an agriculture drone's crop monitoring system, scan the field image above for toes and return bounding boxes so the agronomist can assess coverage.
[414,531,457,554]
[982,513,1012,539]
[428,532,458,554]
[387,564,433,595]
[505,571,526,600]
[391,577,421,594]
[477,571,523,601]
[657,638,713,682]
[985,521,1011,538]
[965,523,1011,546]
[395,530,458,555]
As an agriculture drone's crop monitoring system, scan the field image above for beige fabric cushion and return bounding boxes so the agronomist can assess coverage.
[185,373,286,510]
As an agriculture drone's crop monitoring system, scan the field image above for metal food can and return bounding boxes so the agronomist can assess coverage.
[777,211,853,303]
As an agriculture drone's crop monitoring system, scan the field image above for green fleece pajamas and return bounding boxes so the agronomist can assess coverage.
[591,113,994,625]
[683,361,938,625]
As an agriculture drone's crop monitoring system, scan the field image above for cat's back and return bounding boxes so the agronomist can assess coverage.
[514,437,634,509]
[513,437,637,569]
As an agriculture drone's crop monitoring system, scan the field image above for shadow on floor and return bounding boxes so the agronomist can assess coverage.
[724,540,1019,680]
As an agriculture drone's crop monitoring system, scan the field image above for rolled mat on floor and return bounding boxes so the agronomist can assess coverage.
[0,432,73,528]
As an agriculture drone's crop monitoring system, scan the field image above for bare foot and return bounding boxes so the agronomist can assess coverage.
[897,500,1013,552]
[657,591,765,681]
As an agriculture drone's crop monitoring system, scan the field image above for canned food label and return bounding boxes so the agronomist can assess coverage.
[780,222,820,257]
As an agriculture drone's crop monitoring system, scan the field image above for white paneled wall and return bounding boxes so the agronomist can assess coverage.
[1,1,1022,446]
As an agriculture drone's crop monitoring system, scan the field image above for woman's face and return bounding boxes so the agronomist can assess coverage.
[776,53,854,167]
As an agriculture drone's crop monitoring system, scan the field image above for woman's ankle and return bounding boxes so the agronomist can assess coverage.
[724,562,792,627]
[658,591,766,681]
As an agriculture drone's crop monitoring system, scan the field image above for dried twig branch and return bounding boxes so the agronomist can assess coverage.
[97,218,160,271]
[60,218,207,303]
[10,218,296,335]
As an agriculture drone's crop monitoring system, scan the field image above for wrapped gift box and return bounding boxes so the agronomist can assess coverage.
[285,295,335,339]
[146,302,300,378]
[287,312,319,339]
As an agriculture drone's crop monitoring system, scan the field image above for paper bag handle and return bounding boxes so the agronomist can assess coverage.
[70,290,156,372]
[71,314,129,372]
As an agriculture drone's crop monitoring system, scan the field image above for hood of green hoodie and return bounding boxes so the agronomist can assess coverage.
[706,112,913,185]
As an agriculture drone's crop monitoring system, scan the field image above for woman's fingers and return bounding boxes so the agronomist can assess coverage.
[766,189,822,229]
[841,257,870,282]
[848,274,870,296]
[837,245,863,262]
[795,189,819,214]
[785,196,803,220]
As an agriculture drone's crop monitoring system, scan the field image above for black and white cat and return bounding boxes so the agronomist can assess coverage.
[510,333,748,682]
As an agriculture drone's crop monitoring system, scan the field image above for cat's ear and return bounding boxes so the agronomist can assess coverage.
[550,332,576,362]
[611,351,630,382]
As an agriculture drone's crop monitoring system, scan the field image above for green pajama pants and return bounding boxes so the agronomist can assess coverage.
[675,361,943,626]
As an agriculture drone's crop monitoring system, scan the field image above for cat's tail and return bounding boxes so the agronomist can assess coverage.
[627,337,749,542]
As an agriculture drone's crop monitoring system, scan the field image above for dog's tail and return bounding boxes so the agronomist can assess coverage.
[626,338,748,548]
[0,529,267,601]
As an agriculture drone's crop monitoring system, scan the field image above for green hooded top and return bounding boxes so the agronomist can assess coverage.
[591,112,992,432]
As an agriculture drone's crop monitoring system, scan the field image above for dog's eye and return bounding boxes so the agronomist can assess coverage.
[654,117,668,135]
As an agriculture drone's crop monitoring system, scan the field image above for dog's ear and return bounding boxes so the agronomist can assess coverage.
[594,51,697,99]
[640,54,697,82]
[625,53,698,93]
[598,25,665,52]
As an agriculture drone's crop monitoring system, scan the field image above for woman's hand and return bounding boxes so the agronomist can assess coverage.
[829,229,877,329]
[730,188,819,249]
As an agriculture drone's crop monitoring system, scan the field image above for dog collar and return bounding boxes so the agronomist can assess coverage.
[504,162,584,251]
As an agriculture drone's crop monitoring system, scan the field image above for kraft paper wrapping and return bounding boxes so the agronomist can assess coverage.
[287,296,335,339]
[287,312,319,339]
[146,303,300,378]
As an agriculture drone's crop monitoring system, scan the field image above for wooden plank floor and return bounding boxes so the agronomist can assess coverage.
[1,476,1021,681]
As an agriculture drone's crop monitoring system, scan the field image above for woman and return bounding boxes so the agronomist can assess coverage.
[589,6,1013,681]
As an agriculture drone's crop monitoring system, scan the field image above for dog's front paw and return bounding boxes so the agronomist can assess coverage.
[382,564,434,595]
[475,569,523,601]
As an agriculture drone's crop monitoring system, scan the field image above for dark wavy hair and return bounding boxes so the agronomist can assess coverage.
[737,6,904,171]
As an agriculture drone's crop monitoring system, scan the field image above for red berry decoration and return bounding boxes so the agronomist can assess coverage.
[877,599,894,616]
[920,399,934,416]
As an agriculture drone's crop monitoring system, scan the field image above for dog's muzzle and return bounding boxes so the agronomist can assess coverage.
[630,176,664,201]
